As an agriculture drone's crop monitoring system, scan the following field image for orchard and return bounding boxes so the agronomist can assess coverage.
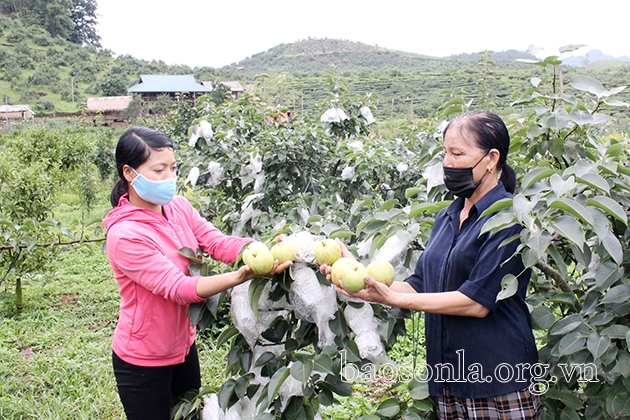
[158,49,630,420]
[0,48,628,419]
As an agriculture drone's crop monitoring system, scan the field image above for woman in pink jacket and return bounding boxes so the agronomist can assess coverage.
[103,127,289,420]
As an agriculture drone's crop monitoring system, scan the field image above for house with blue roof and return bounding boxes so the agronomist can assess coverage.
[127,75,211,101]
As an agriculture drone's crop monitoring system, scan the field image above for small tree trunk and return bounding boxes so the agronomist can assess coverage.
[15,276,23,314]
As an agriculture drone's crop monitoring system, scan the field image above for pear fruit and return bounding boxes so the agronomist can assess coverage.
[367,260,395,286]
[314,239,342,266]
[242,241,274,275]
[330,257,354,286]
[270,242,296,264]
[340,261,367,292]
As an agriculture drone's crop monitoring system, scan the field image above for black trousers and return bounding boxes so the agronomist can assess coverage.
[112,343,201,420]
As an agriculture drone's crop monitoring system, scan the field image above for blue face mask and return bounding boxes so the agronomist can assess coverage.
[131,169,176,206]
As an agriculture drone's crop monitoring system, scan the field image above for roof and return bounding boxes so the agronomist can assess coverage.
[87,96,132,112]
[0,104,35,114]
[201,81,245,92]
[128,75,211,93]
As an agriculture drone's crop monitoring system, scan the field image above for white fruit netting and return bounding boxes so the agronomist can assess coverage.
[203,232,393,420]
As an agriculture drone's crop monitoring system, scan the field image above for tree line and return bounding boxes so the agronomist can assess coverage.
[0,0,99,46]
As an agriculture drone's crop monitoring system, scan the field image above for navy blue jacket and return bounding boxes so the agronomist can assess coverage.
[406,183,538,398]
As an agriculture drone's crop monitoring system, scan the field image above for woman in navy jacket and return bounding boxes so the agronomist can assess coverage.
[330,111,540,419]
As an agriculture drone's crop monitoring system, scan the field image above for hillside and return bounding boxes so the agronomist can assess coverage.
[225,39,630,121]
[0,12,237,115]
[228,39,540,74]
[229,38,440,74]
[0,11,628,123]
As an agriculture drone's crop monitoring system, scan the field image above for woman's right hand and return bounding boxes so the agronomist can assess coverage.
[240,260,293,282]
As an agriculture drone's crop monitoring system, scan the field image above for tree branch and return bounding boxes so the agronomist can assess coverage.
[535,260,583,312]
[0,237,105,251]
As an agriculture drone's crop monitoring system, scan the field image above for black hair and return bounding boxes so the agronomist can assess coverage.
[443,110,517,194]
[110,126,174,207]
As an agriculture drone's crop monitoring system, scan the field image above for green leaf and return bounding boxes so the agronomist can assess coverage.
[550,215,584,250]
[496,274,518,301]
[206,292,222,318]
[248,278,268,317]
[549,198,595,227]
[313,353,333,374]
[576,173,610,193]
[408,378,430,401]
[405,188,422,199]
[544,109,571,130]
[176,246,201,262]
[570,74,606,96]
[522,167,555,190]
[601,284,630,304]
[569,108,593,126]
[254,351,277,368]
[188,301,206,325]
[234,374,252,399]
[409,202,439,218]
[526,232,552,259]
[329,229,355,240]
[268,367,290,402]
[290,359,314,383]
[549,292,578,306]
[217,378,236,410]
[378,199,400,211]
[586,196,627,226]
[616,351,630,378]
[530,306,555,330]
[217,325,240,347]
[605,143,625,158]
[587,332,611,360]
[557,331,587,357]
[375,398,400,417]
[602,325,630,339]
[618,162,630,176]
[550,314,583,336]
[560,408,581,420]
[610,385,630,415]
[307,215,323,223]
[479,197,513,218]
[319,374,353,397]
[520,247,538,268]
[545,389,584,410]
[350,197,374,216]
[602,231,623,266]
[480,212,516,235]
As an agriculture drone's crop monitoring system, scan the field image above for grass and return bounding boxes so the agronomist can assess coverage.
[0,242,123,419]
[0,190,424,419]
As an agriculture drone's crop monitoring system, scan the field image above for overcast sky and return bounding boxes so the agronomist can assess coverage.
[97,0,630,68]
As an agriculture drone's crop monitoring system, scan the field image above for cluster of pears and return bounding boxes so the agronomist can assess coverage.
[314,239,395,292]
[242,237,396,290]
[242,241,296,275]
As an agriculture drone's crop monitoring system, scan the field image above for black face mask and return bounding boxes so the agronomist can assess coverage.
[443,154,488,198]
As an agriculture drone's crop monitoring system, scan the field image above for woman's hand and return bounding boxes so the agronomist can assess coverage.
[318,238,357,280]
[335,275,392,305]
[240,260,293,281]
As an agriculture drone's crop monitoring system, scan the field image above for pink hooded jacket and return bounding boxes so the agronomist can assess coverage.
[103,194,252,366]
